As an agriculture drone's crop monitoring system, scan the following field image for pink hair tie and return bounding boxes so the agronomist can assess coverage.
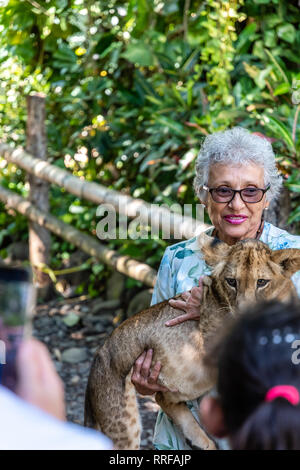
[265,385,300,406]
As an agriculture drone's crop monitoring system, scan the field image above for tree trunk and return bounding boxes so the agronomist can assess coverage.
[265,187,294,233]
[26,93,52,298]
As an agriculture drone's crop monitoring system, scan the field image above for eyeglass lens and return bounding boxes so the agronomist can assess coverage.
[212,187,264,203]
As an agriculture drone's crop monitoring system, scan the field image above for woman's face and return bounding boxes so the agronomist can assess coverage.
[205,163,270,245]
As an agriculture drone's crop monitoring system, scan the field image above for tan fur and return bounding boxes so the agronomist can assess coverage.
[84,234,300,449]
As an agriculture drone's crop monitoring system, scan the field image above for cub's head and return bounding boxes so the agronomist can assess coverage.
[198,233,300,311]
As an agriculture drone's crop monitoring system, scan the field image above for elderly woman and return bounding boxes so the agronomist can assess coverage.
[131,127,300,450]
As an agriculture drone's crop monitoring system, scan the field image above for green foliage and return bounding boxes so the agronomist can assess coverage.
[0,0,299,296]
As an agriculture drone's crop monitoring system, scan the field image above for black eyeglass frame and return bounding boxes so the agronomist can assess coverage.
[202,183,271,204]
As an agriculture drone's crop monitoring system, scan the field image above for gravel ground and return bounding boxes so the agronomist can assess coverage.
[32,296,160,450]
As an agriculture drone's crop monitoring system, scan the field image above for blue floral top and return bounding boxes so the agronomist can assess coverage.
[151,221,300,450]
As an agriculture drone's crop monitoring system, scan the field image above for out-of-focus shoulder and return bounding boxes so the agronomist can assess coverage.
[263,222,300,249]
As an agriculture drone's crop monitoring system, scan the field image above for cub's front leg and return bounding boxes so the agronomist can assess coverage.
[155,391,216,450]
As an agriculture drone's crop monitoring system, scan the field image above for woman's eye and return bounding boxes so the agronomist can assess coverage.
[243,187,258,195]
[217,187,232,194]
[226,278,237,288]
[257,279,270,288]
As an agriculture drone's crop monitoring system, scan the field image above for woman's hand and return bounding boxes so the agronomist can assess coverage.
[131,349,172,396]
[165,277,203,327]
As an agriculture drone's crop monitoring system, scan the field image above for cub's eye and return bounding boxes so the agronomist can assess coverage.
[257,279,270,288]
[226,278,237,288]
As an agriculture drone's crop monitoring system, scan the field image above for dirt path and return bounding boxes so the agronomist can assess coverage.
[32,296,160,449]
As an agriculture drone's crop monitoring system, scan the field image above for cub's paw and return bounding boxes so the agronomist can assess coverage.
[186,438,217,451]
[204,439,217,450]
[185,439,202,450]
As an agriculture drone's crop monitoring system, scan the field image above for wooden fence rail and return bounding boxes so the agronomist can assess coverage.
[0,185,157,287]
[0,144,209,239]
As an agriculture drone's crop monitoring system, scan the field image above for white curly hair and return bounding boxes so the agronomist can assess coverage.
[193,127,283,202]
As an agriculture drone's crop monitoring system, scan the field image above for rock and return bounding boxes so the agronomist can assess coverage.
[98,313,114,324]
[70,375,80,385]
[49,308,59,316]
[106,271,126,301]
[62,312,81,327]
[53,348,62,361]
[61,347,88,364]
[92,322,107,333]
[85,334,106,343]
[90,299,120,314]
[83,312,114,327]
[126,289,153,318]
[54,361,62,373]
[60,304,71,315]
[78,362,91,373]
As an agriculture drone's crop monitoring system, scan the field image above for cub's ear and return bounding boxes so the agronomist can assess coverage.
[271,248,300,277]
[198,232,231,267]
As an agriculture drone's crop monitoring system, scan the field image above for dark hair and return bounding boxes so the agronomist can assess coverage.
[214,300,300,450]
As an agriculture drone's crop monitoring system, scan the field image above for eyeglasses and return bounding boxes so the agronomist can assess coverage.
[202,184,270,204]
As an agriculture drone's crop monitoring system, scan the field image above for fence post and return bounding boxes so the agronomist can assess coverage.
[26,93,51,298]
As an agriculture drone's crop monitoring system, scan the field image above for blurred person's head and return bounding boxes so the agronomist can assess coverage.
[200,300,300,450]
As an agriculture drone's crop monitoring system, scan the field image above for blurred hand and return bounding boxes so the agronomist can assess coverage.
[16,338,66,421]
[166,277,203,327]
[131,349,173,396]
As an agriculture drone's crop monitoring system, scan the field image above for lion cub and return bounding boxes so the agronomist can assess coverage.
[84,234,300,450]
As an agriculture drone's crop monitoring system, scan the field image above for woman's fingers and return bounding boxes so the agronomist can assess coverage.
[147,364,171,393]
[147,361,161,384]
[165,312,200,327]
[166,278,204,326]
[190,285,203,302]
[181,291,190,301]
[133,351,146,375]
[168,299,188,311]
[140,349,153,378]
[148,362,171,392]
[131,351,171,395]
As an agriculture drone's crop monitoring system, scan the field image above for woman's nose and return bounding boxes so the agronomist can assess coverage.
[228,192,246,210]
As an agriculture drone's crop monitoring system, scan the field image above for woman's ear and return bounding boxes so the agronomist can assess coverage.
[199,187,208,206]
[199,395,228,438]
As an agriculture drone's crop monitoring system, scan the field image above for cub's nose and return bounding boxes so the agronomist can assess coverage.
[236,295,255,312]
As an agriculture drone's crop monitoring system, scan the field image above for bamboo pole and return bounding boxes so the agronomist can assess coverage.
[0,186,157,288]
[0,143,210,238]
[26,93,51,293]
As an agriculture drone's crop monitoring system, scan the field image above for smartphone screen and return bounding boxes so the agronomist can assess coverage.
[0,267,35,392]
